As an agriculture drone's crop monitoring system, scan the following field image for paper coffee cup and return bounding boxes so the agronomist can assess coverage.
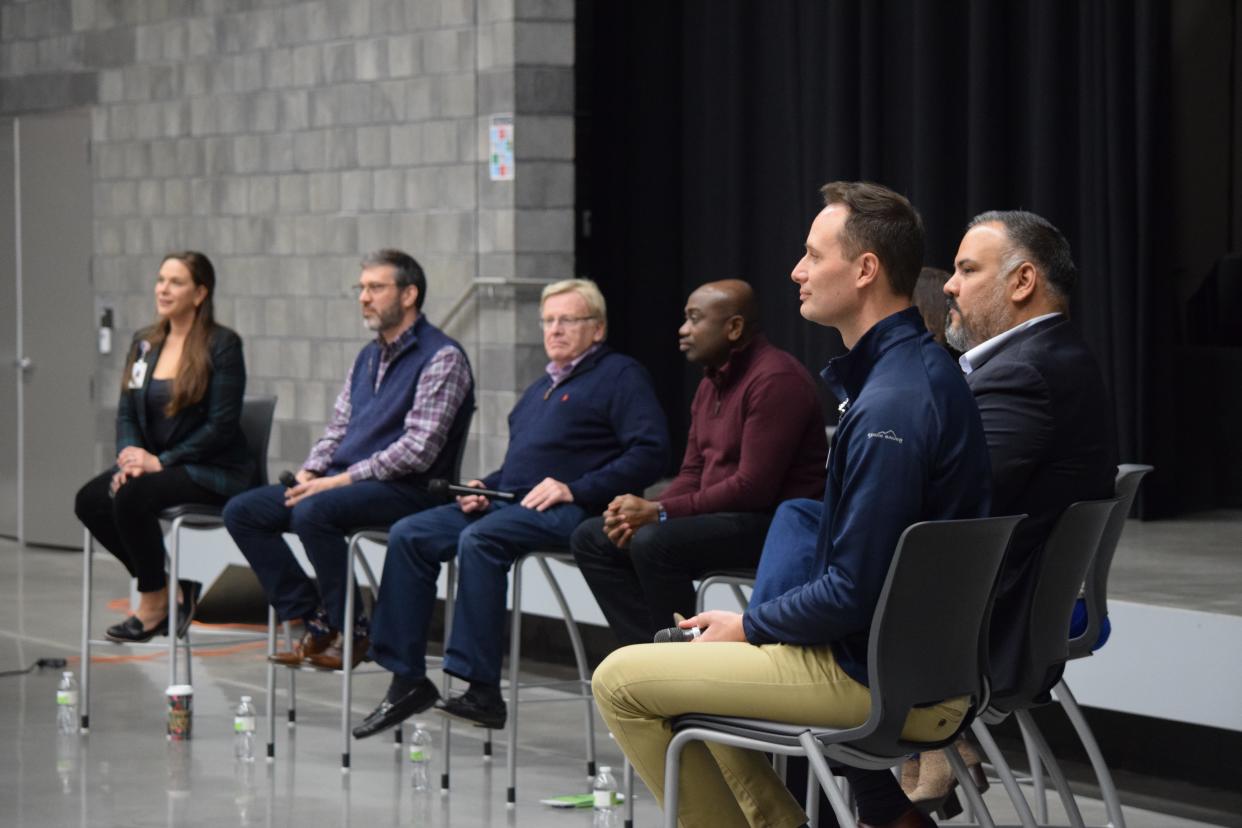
[165,684,193,740]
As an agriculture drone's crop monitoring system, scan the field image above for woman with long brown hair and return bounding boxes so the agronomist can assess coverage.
[74,251,252,642]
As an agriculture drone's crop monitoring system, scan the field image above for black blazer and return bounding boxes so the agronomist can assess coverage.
[116,326,253,497]
[966,316,1117,697]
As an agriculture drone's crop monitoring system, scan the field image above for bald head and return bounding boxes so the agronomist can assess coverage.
[678,279,759,368]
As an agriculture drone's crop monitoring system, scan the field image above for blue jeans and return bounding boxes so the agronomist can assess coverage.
[222,480,437,629]
[750,498,824,606]
[369,499,587,684]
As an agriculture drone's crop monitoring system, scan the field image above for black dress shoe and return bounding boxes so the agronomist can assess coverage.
[435,689,507,729]
[106,615,168,643]
[175,580,202,639]
[353,677,441,739]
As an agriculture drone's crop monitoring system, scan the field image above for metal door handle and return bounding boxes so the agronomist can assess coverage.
[16,356,32,372]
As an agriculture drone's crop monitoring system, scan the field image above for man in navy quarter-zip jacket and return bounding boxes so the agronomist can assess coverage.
[353,278,670,738]
[593,182,991,828]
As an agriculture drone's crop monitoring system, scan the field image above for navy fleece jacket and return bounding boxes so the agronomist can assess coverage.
[482,346,670,512]
[742,307,992,685]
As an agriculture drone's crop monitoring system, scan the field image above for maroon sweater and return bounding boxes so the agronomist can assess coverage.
[659,335,828,518]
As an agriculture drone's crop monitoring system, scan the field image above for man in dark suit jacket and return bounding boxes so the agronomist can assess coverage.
[946,210,1119,698]
[899,210,1121,809]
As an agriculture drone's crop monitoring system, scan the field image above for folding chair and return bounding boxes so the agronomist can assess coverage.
[962,497,1121,828]
[1023,465,1152,828]
[661,514,1024,828]
[78,395,277,730]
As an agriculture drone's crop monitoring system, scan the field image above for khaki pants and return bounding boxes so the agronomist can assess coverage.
[592,642,967,828]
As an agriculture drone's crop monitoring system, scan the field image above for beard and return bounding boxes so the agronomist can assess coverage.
[363,302,403,332]
[945,293,1009,352]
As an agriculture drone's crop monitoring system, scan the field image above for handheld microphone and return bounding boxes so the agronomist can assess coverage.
[427,478,517,502]
[279,471,297,488]
[653,625,701,643]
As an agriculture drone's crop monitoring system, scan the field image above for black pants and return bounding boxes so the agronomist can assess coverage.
[570,511,771,646]
[75,467,226,593]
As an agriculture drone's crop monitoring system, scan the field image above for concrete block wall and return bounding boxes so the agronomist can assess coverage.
[0,0,575,480]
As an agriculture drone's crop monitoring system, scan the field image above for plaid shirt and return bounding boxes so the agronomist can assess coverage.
[303,324,472,481]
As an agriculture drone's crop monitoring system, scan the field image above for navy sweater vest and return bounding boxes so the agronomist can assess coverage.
[330,316,474,482]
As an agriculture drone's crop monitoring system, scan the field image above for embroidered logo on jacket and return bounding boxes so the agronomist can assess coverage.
[866,430,904,444]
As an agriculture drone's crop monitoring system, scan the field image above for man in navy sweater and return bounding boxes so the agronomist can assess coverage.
[353,278,669,737]
[571,279,827,646]
[223,250,474,670]
[592,183,991,828]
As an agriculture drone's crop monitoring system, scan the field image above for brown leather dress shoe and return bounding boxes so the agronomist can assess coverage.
[268,629,334,665]
[306,632,370,670]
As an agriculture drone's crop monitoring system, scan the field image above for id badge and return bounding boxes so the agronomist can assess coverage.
[129,359,148,389]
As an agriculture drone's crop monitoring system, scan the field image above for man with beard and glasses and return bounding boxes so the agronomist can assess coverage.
[223,249,475,670]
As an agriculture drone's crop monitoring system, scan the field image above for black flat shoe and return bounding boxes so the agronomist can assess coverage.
[175,580,202,639]
[353,678,441,739]
[106,614,169,643]
[435,689,507,729]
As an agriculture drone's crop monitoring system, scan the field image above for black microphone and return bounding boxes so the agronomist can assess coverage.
[279,471,297,488]
[653,625,701,643]
[427,478,517,502]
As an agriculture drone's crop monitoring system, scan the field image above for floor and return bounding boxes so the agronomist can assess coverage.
[0,529,1236,828]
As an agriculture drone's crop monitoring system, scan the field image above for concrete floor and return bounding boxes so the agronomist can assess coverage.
[0,533,1234,828]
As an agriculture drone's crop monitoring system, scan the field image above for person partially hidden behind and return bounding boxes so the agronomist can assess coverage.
[900,210,1118,808]
[571,279,827,646]
[75,251,252,642]
[351,279,669,738]
[223,249,474,671]
[592,182,991,828]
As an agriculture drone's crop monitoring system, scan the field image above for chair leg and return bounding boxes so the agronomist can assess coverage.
[505,557,524,805]
[972,720,1039,828]
[167,518,182,689]
[662,728,693,828]
[281,622,296,725]
[1054,680,1127,828]
[535,555,597,778]
[624,757,635,828]
[799,733,856,828]
[804,764,821,826]
[1024,718,1048,823]
[1016,709,1086,828]
[945,741,996,828]
[341,536,360,772]
[440,559,457,791]
[79,528,92,733]
[266,606,277,760]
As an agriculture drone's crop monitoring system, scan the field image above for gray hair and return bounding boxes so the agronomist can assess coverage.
[967,210,1076,304]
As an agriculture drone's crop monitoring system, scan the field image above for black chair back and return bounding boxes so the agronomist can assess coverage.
[848,514,1024,757]
[239,396,277,488]
[1069,465,1152,658]
[993,497,1120,713]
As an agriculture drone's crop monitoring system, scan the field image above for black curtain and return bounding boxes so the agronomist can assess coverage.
[578,1,1174,515]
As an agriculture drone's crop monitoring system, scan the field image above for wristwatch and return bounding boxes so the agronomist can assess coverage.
[657,503,668,523]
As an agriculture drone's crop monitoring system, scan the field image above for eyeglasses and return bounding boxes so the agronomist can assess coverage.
[539,315,598,329]
[350,282,399,297]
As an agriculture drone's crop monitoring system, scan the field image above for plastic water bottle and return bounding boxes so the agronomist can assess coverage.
[233,695,257,762]
[56,672,78,735]
[408,721,432,791]
[592,765,620,827]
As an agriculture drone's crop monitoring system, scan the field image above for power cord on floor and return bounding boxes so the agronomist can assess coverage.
[0,657,68,678]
